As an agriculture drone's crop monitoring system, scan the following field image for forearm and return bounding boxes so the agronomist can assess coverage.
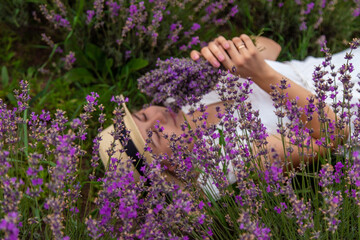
[252,67,342,141]
[254,36,282,61]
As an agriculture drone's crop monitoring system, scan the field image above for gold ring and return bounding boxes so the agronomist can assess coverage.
[238,44,246,50]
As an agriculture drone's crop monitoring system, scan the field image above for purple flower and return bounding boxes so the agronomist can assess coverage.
[138,57,222,110]
[319,164,334,187]
[198,214,205,224]
[93,0,105,20]
[125,50,131,60]
[229,5,239,16]
[190,23,201,31]
[106,1,121,18]
[62,51,76,70]
[31,178,43,186]
[198,201,205,210]
[129,4,138,16]
[274,206,281,214]
[41,33,55,48]
[187,36,200,48]
[85,217,103,239]
[353,8,360,17]
[207,227,213,237]
[0,212,20,240]
[39,5,71,30]
[86,10,95,24]
[299,21,307,31]
[303,2,315,15]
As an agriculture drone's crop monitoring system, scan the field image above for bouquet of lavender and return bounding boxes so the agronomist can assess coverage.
[138,57,221,110]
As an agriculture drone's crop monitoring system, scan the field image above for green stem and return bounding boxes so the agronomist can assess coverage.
[23,108,29,157]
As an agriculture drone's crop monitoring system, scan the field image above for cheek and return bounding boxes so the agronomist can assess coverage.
[151,142,172,156]
[161,143,173,156]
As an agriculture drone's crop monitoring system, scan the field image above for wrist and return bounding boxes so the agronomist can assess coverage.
[253,64,278,82]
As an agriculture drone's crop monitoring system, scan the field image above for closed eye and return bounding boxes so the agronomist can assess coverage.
[142,113,147,121]
[133,112,147,122]
[133,112,161,144]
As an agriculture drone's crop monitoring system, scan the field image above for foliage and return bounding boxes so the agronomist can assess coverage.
[1,0,360,239]
[1,40,360,238]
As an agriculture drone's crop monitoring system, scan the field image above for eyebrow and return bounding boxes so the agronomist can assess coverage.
[132,113,141,121]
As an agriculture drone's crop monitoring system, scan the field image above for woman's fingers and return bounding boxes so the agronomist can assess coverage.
[215,35,230,50]
[200,41,233,68]
[226,40,246,66]
[240,34,256,54]
[190,34,266,77]
[232,37,246,52]
[208,41,226,62]
[190,50,201,61]
[201,46,221,67]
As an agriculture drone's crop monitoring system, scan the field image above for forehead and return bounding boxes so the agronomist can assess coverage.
[133,105,166,113]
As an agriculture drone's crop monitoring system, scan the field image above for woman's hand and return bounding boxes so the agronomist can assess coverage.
[190,34,275,80]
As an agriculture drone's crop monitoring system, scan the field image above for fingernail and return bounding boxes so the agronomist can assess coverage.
[194,54,199,60]
[218,54,224,61]
[224,43,230,49]
[213,61,220,67]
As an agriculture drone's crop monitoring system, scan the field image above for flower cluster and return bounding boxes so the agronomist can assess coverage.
[267,0,360,31]
[138,57,220,110]
[38,0,238,74]
[1,41,360,238]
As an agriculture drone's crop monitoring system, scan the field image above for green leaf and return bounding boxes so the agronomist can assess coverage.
[27,67,35,78]
[64,67,96,85]
[119,65,130,80]
[6,158,23,163]
[106,58,113,69]
[85,43,103,64]
[74,0,85,28]
[40,161,57,167]
[1,66,9,87]
[5,52,15,62]
[119,58,148,80]
[104,58,114,82]
[127,58,149,72]
[6,92,16,105]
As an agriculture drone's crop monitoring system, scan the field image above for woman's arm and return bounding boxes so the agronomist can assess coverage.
[190,34,348,169]
[253,36,282,61]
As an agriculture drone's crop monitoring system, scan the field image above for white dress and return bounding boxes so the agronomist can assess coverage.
[181,47,360,198]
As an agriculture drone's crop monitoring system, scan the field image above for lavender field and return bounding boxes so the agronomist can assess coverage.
[1,0,360,239]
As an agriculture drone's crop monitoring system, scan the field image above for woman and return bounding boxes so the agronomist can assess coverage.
[99,34,356,194]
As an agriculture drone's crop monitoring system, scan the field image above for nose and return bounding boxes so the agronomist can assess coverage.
[150,109,168,125]
[143,107,168,128]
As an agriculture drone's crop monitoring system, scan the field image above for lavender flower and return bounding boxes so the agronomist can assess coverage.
[39,4,71,30]
[302,2,315,15]
[138,57,219,110]
[14,80,30,112]
[86,10,95,24]
[0,212,20,240]
[105,0,121,18]
[319,163,334,187]
[85,217,103,239]
[62,51,76,70]
[319,189,343,233]
[41,33,55,48]
[284,182,314,235]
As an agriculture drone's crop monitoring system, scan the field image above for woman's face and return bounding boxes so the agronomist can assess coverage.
[132,106,188,157]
